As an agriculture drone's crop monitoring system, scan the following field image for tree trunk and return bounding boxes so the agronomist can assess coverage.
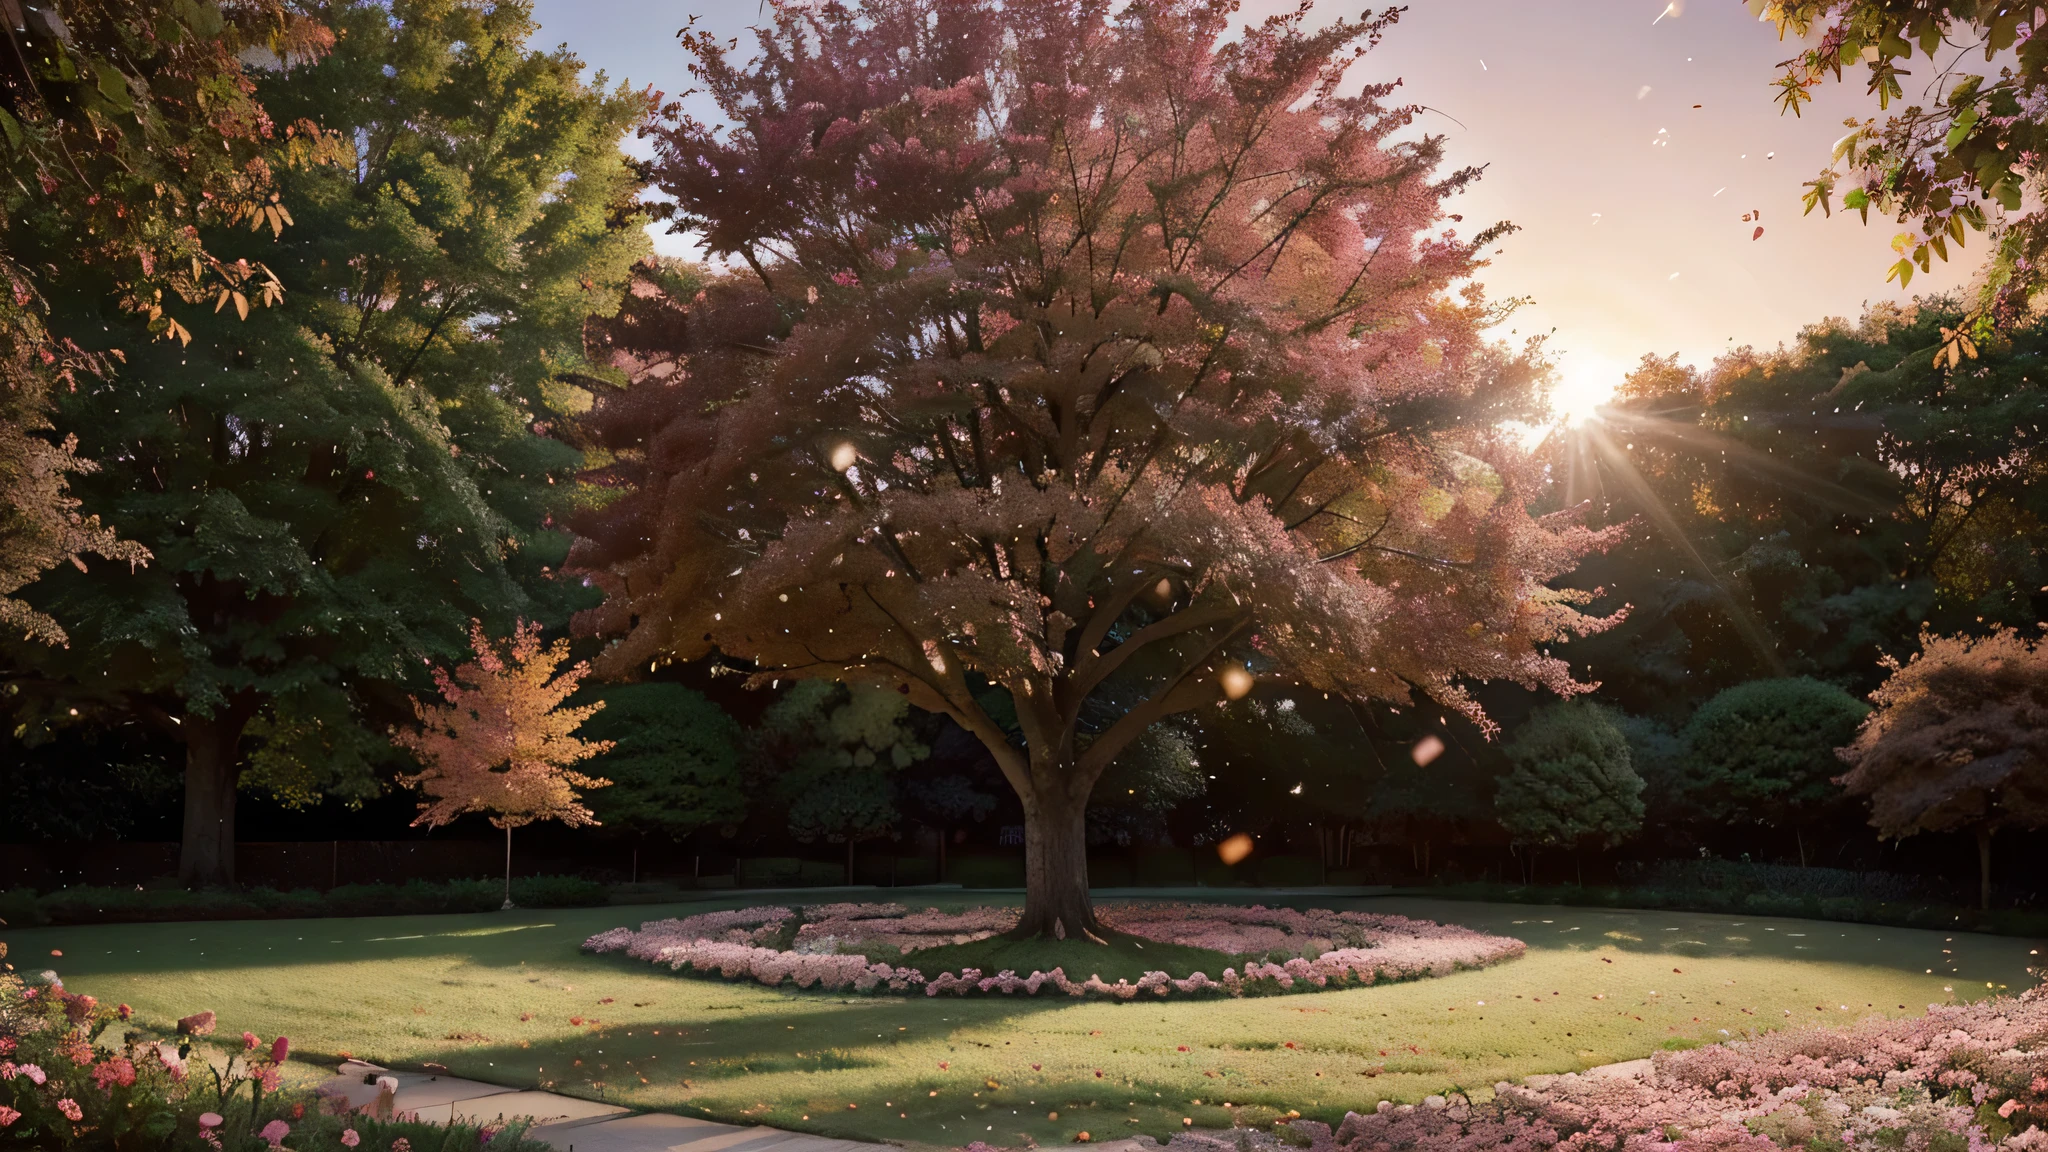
[1013,786,1097,939]
[503,825,514,910]
[177,708,250,887]
[1977,826,1994,912]
[1796,827,1807,868]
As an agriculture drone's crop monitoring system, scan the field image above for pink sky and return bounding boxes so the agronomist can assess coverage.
[529,0,1979,388]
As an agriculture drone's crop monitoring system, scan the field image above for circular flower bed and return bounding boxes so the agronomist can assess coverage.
[582,901,1524,999]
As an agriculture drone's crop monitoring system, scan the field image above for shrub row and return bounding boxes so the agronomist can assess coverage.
[0,874,608,927]
[1429,879,2048,937]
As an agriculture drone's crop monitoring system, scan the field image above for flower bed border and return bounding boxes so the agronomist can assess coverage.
[583,902,1525,999]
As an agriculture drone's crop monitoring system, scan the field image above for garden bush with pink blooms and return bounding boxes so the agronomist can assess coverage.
[0,972,547,1151]
[582,901,1526,998]
[1159,983,2048,1152]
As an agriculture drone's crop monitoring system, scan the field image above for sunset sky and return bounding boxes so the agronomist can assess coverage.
[528,0,1981,394]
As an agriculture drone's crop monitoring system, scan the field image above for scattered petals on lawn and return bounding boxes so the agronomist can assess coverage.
[1214,983,2048,1152]
[583,902,1524,998]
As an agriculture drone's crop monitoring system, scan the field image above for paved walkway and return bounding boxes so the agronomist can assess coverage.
[319,1060,875,1152]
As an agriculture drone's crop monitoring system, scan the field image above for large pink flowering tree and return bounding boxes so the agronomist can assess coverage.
[570,0,1618,938]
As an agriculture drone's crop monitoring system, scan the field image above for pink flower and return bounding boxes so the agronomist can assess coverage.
[243,1031,260,1051]
[270,1035,290,1065]
[0,1037,15,1056]
[257,1065,282,1092]
[340,1129,360,1148]
[0,1106,18,1127]
[19,1064,45,1086]
[93,1057,138,1089]
[199,1112,224,1130]
[2001,1099,2022,1118]
[392,1139,412,1152]
[57,1098,83,1122]
[259,1118,290,1147]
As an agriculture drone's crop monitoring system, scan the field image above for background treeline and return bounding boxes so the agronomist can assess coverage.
[0,2,2042,915]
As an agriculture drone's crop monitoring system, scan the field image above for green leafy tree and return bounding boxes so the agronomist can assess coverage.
[1571,300,2048,731]
[581,682,748,841]
[0,1,340,645]
[1682,677,1869,865]
[5,0,646,885]
[1088,721,1207,847]
[1494,701,1644,878]
[1758,1,2048,338]
[903,769,999,879]
[1611,710,1692,842]
[1838,629,2048,909]
[757,681,932,875]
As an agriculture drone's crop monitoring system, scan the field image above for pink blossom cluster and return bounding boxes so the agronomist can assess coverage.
[1100,903,1520,968]
[924,966,1230,998]
[647,940,931,992]
[794,903,1019,956]
[581,906,793,962]
[1240,985,2048,1152]
[585,901,1523,999]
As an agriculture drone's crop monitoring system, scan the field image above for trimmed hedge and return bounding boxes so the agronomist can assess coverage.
[0,874,607,926]
[1427,879,2048,937]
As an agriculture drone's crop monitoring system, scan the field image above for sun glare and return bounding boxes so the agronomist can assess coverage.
[1550,356,1624,427]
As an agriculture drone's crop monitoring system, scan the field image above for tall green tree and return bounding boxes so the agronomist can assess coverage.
[0,0,338,645]
[756,681,932,875]
[1681,677,1869,865]
[1494,701,1643,879]
[6,0,647,885]
[1570,299,2048,725]
[581,682,748,842]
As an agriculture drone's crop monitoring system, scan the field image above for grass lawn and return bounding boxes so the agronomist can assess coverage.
[6,894,2039,1148]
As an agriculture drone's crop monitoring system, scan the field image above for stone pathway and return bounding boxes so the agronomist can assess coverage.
[319,1060,877,1152]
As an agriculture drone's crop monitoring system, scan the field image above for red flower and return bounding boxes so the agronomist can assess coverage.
[91,1058,137,1090]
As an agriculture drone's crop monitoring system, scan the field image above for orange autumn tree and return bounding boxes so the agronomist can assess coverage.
[571,0,1619,939]
[395,621,613,906]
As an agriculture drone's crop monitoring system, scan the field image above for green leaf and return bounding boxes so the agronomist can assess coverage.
[94,66,134,114]
[0,107,22,152]
[1887,259,1914,288]
[1842,188,1869,211]
[1945,106,1980,152]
